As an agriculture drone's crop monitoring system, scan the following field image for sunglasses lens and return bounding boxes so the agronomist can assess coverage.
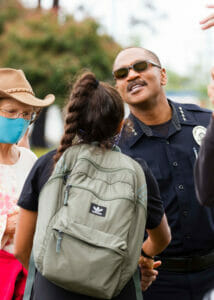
[114,68,128,79]
[134,61,148,72]
[114,61,150,79]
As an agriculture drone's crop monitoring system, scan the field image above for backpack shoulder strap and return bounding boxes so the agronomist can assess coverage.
[23,252,36,300]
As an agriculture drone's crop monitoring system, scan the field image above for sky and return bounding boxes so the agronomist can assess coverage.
[22,0,214,76]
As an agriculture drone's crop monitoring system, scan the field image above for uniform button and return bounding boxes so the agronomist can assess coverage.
[178,184,184,190]
[173,162,178,167]
[183,210,188,216]
[185,235,191,240]
[166,141,170,144]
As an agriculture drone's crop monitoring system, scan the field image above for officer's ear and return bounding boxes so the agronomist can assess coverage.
[160,68,167,86]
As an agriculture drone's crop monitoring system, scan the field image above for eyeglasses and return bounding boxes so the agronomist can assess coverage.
[113,60,161,80]
[0,108,37,122]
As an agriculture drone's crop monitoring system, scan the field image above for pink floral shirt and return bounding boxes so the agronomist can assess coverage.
[0,147,37,253]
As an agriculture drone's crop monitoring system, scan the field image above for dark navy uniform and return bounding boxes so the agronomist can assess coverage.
[118,100,214,300]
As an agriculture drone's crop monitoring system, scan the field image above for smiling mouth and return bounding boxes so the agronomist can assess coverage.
[129,83,146,94]
[127,80,147,93]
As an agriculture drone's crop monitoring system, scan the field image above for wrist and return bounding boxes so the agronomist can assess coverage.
[141,248,154,260]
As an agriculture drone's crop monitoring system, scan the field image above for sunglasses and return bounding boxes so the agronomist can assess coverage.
[113,60,161,80]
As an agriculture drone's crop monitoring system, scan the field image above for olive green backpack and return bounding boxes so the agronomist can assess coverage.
[33,144,147,299]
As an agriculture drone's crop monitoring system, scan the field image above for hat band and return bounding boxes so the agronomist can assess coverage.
[5,88,35,96]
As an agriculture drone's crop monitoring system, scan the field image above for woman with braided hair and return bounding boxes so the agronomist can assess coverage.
[14,71,170,300]
[53,73,124,163]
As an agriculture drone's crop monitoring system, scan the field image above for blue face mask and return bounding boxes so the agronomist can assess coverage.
[0,115,30,144]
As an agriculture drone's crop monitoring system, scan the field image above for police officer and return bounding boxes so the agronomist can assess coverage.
[113,47,214,300]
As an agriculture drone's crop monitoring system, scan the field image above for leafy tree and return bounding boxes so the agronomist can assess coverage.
[0,0,121,146]
[166,70,192,91]
[166,67,210,107]
[0,0,121,107]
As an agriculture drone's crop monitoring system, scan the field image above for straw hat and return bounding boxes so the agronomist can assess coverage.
[0,68,55,107]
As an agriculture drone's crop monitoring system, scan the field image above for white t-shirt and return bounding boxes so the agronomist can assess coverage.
[0,146,37,253]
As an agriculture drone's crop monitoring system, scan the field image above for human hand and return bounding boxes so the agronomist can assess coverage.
[139,259,161,291]
[200,5,214,30]
[5,211,19,236]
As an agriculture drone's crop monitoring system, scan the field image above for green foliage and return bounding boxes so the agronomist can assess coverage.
[166,70,191,91]
[0,1,121,107]
[32,147,53,157]
[166,68,209,102]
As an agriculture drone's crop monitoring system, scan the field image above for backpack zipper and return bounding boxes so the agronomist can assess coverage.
[69,184,134,203]
[64,185,72,206]
[56,231,63,253]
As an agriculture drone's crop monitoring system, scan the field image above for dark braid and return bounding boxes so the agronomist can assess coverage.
[54,71,124,164]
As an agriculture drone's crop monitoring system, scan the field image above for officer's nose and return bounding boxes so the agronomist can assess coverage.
[127,68,140,81]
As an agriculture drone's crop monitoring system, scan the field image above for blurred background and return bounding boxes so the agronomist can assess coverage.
[0,0,213,155]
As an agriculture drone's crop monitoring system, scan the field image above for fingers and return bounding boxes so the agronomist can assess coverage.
[141,266,158,276]
[200,5,214,30]
[139,256,154,269]
[139,259,162,291]
[200,16,214,29]
[153,260,162,268]
[201,20,214,30]
[141,278,153,291]
[140,268,158,291]
[200,13,214,24]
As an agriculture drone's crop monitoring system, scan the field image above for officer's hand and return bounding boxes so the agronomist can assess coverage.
[200,5,214,30]
[140,259,161,291]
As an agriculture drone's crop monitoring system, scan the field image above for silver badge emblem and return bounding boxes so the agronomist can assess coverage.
[192,126,207,146]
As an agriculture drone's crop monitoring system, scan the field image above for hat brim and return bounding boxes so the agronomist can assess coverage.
[0,90,55,107]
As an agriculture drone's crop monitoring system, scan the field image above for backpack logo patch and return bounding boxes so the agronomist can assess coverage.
[90,203,106,217]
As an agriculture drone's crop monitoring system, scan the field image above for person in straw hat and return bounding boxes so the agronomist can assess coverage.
[0,68,55,300]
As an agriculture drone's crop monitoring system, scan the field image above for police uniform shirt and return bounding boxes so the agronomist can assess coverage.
[118,99,214,257]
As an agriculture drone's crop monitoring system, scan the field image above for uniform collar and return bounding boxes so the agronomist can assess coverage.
[170,100,199,126]
[125,99,198,148]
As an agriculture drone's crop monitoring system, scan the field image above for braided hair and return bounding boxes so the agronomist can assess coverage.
[54,71,124,164]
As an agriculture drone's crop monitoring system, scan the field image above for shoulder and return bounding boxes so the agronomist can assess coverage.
[18,147,37,161]
[15,147,37,173]
[22,149,56,195]
[170,100,212,126]
[33,149,56,172]
[36,149,56,163]
[170,100,212,114]
[23,149,56,183]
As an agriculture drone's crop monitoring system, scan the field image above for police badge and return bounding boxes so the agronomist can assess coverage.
[192,126,207,146]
